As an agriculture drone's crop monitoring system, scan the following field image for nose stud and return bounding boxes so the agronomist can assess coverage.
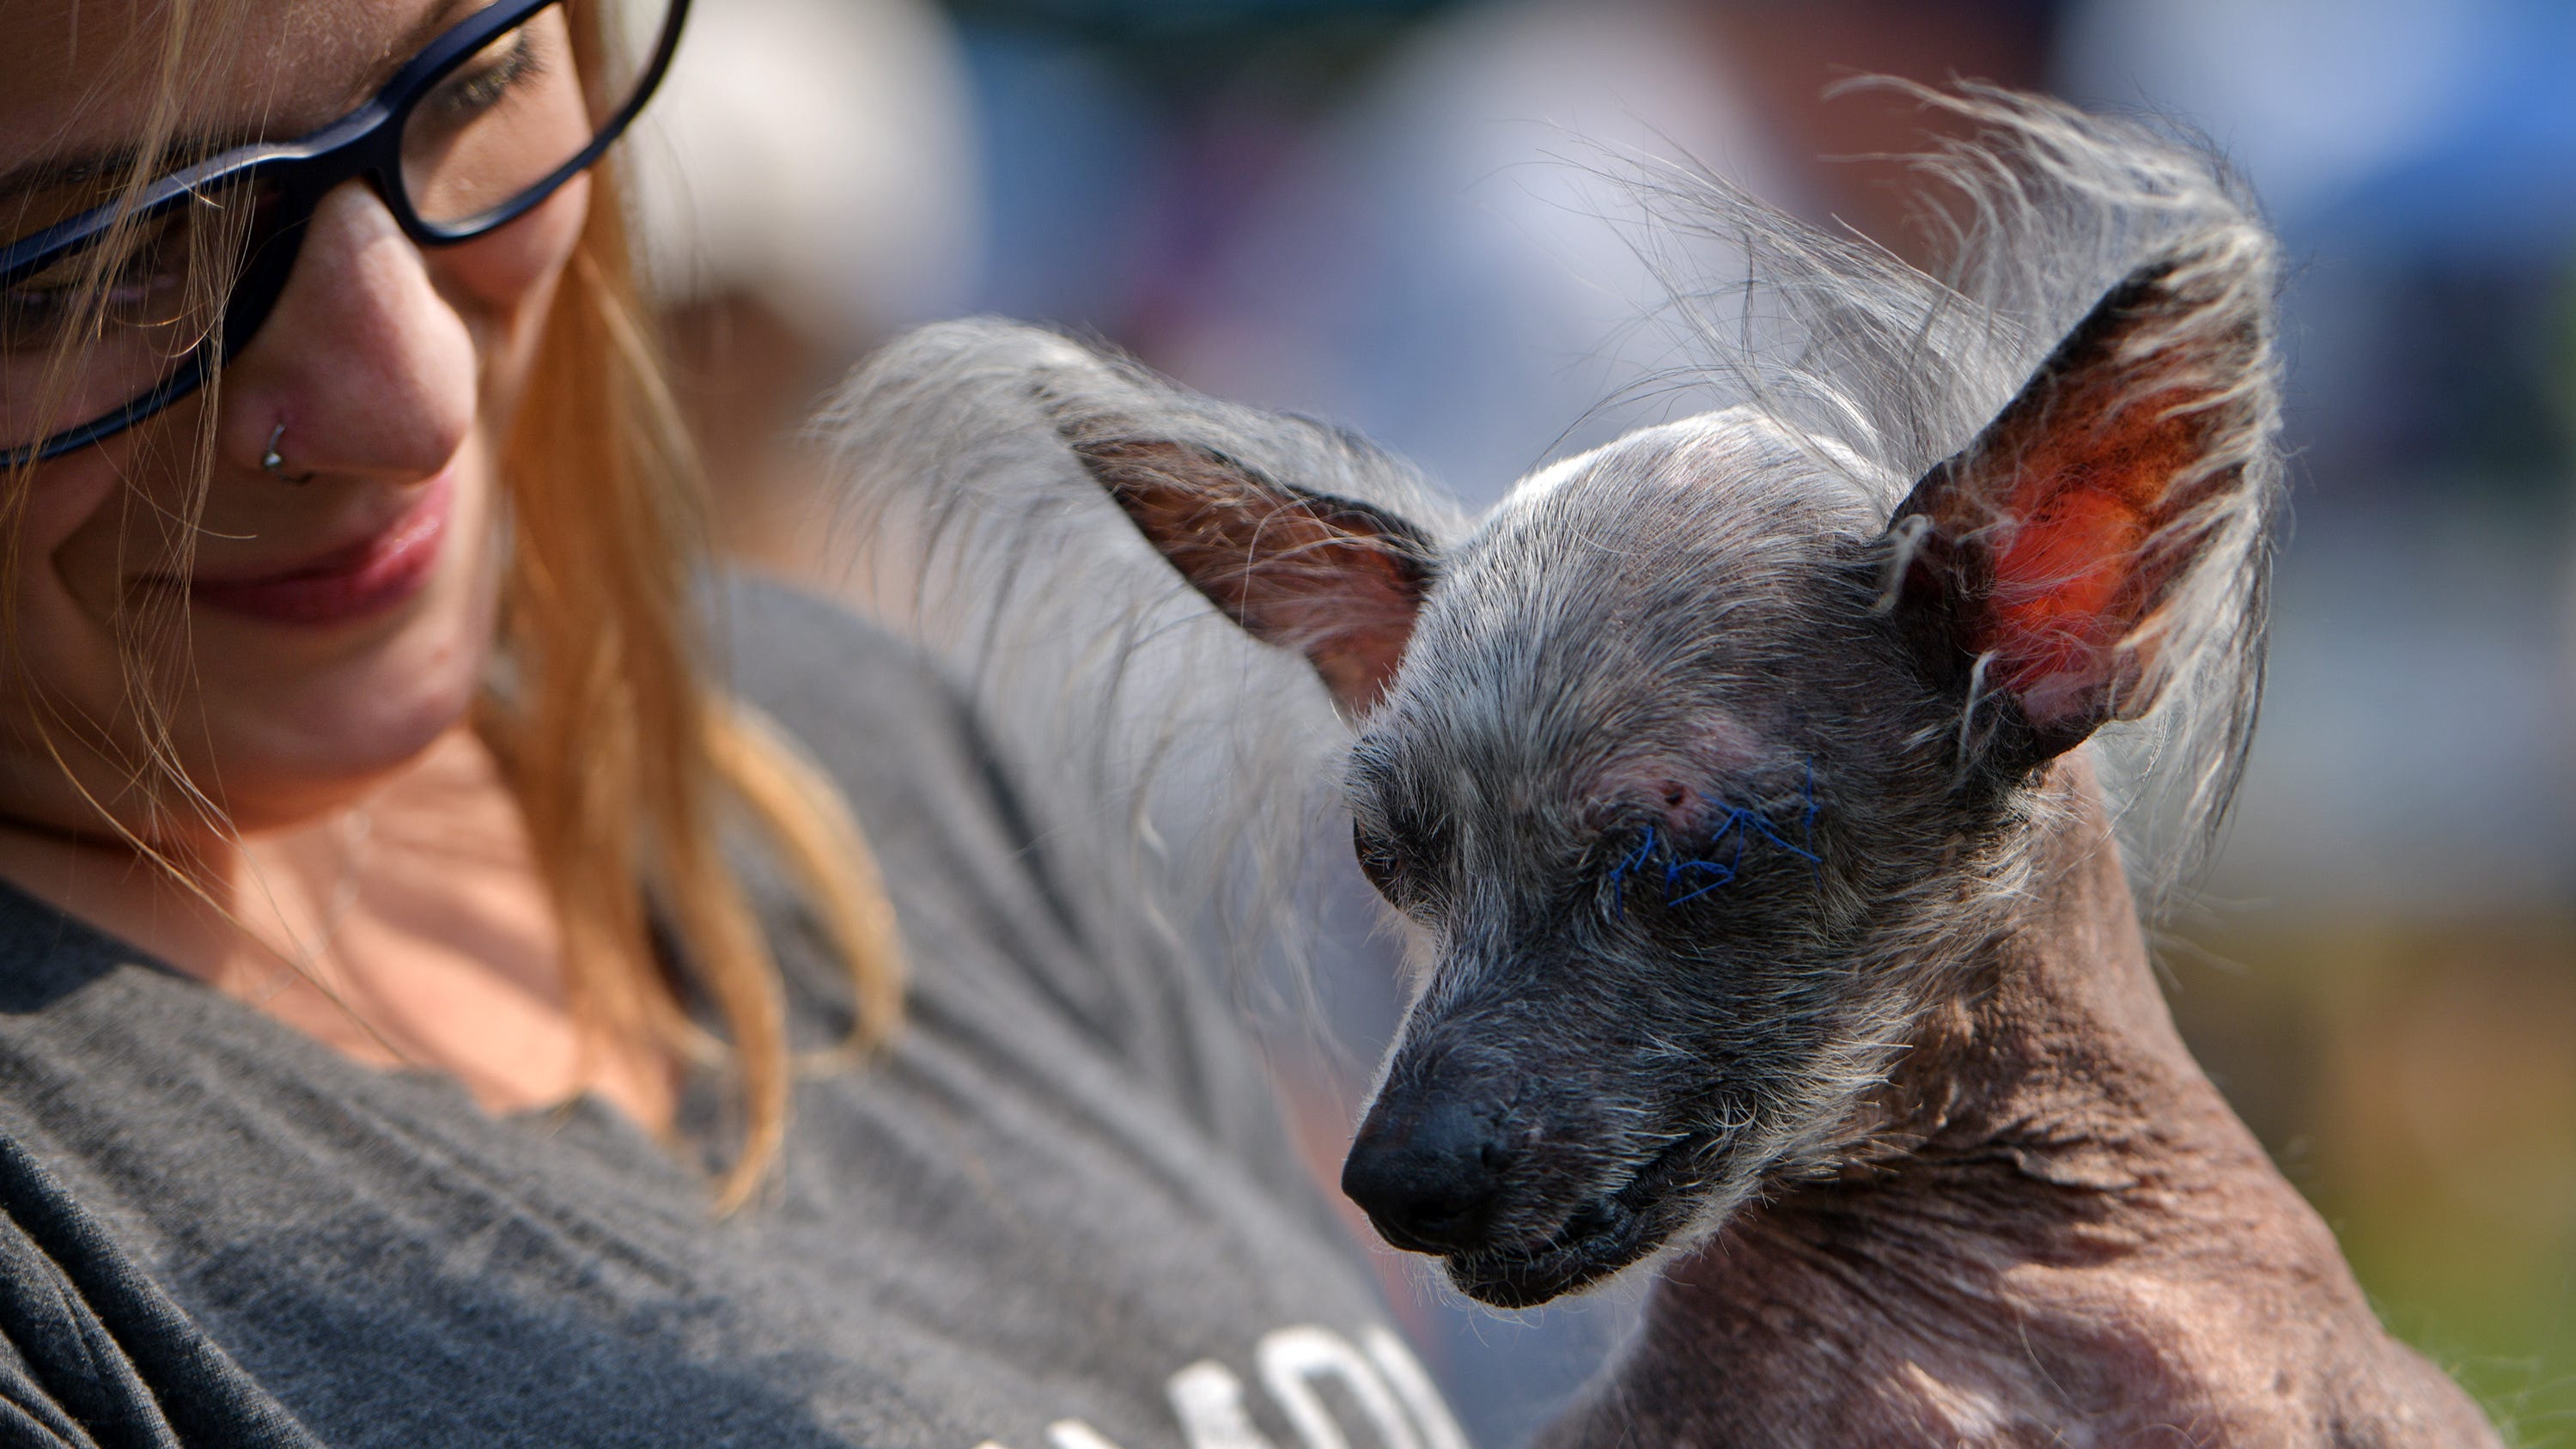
[262,423,311,484]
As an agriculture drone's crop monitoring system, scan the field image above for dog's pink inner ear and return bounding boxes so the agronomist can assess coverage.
[1895,256,2264,753]
[1077,437,1434,714]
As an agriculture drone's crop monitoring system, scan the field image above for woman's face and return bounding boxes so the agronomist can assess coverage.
[0,0,586,838]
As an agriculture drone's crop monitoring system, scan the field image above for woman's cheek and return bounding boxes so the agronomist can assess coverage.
[440,174,589,313]
[20,460,119,557]
[16,448,142,617]
[0,449,150,754]
[442,175,586,444]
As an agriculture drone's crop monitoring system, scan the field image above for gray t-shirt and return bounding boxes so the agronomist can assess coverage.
[0,581,1460,1449]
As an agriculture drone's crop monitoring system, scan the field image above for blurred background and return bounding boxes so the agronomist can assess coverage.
[623,1,2576,1443]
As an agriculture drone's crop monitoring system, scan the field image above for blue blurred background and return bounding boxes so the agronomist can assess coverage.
[626,2,2576,1443]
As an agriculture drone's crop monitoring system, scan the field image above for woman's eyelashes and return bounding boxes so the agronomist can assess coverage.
[430,29,547,124]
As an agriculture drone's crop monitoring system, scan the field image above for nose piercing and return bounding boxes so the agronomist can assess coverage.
[261,423,310,484]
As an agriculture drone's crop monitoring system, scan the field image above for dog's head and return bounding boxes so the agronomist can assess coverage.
[1035,111,2278,1306]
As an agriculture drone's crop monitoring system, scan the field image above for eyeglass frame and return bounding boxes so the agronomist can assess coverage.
[0,0,693,467]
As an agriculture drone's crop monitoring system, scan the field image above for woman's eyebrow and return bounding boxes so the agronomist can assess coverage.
[0,0,501,215]
[393,0,496,67]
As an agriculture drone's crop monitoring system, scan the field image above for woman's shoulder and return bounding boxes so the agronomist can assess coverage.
[706,574,966,758]
[702,572,1119,1039]
[703,575,1037,870]
[701,577,1302,1172]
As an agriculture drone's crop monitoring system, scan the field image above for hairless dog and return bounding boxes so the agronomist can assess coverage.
[831,88,2501,1446]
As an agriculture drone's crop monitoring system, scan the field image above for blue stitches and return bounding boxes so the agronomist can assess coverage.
[1801,762,1822,886]
[1606,764,1822,916]
[1663,849,1741,907]
[1606,826,1657,920]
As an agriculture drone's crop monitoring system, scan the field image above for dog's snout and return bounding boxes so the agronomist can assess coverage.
[1342,1085,1519,1254]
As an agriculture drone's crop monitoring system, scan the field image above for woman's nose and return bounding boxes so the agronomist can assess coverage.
[218,180,478,484]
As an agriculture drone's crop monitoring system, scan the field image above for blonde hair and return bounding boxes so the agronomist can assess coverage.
[4,0,905,1210]
[496,156,905,1209]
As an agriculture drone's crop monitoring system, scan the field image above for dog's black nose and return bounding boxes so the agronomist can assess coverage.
[1342,1089,1517,1254]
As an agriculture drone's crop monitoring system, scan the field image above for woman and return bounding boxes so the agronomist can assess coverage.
[0,3,1454,1445]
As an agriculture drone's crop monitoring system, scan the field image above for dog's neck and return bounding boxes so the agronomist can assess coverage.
[1539,758,2500,1448]
[1877,754,2239,1197]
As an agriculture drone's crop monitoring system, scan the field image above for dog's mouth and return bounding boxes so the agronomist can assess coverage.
[1437,1134,1717,1308]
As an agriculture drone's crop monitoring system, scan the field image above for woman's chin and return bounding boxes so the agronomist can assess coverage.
[188,554,500,832]
[204,679,481,835]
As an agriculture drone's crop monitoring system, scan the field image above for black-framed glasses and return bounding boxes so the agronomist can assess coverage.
[0,0,690,466]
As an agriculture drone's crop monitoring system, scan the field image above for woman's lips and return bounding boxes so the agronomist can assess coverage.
[186,471,455,626]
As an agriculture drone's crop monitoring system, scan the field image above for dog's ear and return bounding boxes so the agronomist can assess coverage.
[825,320,1444,715]
[1888,247,2275,764]
[1069,432,1438,716]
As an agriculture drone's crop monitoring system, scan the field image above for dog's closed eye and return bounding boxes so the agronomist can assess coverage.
[1353,819,1410,905]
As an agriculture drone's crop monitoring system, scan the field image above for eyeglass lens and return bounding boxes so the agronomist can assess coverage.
[404,0,668,231]
[0,0,677,459]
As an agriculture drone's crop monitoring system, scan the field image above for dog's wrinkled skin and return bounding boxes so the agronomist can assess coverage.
[829,88,2502,1447]
[1537,770,2502,1445]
